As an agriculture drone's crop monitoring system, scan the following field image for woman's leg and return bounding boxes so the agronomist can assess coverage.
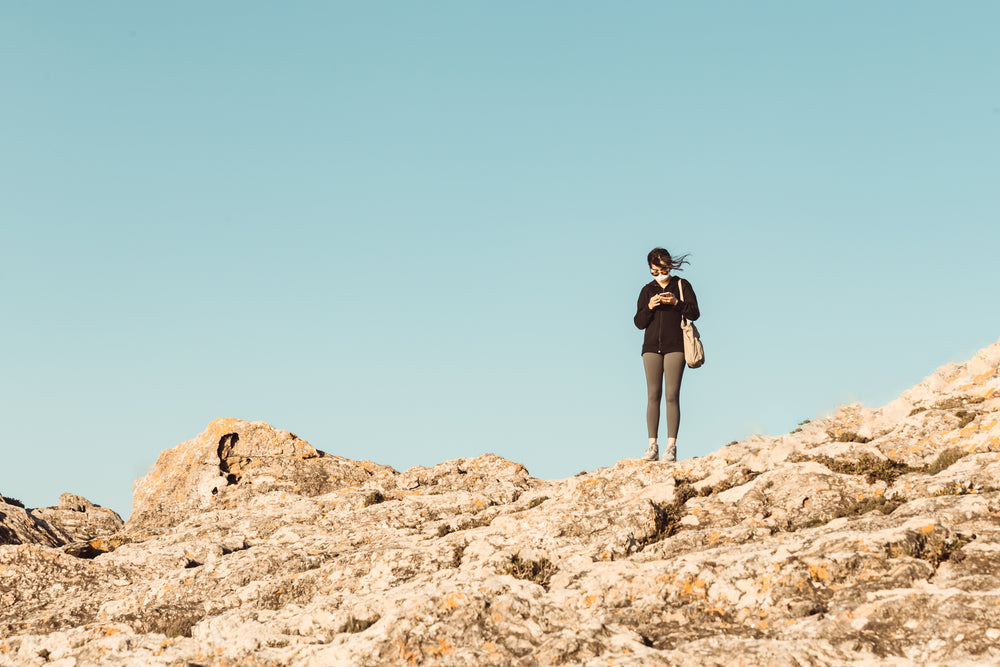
[642,353,665,446]
[662,351,686,448]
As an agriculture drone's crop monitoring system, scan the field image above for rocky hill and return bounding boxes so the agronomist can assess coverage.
[3,339,1000,666]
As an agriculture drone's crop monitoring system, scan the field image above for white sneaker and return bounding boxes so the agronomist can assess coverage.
[641,442,659,461]
[661,443,677,462]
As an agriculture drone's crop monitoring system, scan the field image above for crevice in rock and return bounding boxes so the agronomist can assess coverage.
[341,614,380,633]
[218,433,241,485]
[221,539,250,555]
[0,522,20,545]
[62,541,105,559]
[636,496,688,552]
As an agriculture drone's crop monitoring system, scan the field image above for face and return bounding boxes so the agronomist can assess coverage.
[650,264,670,280]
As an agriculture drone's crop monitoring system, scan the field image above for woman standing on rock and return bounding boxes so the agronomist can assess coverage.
[633,247,700,462]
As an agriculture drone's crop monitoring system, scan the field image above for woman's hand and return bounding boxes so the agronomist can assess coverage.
[649,293,678,309]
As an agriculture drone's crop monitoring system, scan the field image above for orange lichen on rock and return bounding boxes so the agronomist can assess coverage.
[440,593,464,610]
[972,368,998,385]
[679,576,708,600]
[808,563,830,582]
[426,637,455,657]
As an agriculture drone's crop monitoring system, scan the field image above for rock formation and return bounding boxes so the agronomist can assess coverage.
[1,493,122,550]
[0,501,67,549]
[2,339,1000,665]
[31,494,125,543]
[127,418,397,533]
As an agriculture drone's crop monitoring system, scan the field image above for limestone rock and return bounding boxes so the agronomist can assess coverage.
[0,501,68,547]
[126,417,397,533]
[2,337,1000,665]
[31,493,124,543]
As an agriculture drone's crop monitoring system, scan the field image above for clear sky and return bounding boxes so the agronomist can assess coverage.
[3,3,998,519]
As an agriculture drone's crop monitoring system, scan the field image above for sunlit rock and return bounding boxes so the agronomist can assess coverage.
[1,337,999,665]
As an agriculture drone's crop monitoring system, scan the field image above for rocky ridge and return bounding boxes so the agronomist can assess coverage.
[1,493,122,553]
[2,339,1000,665]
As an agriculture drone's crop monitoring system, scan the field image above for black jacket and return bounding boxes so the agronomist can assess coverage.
[633,276,700,355]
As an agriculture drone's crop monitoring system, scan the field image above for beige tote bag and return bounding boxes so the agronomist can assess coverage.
[678,280,705,368]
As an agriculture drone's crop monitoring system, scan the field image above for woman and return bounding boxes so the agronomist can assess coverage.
[633,247,700,462]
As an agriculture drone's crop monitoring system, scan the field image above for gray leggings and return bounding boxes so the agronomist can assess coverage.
[643,351,685,440]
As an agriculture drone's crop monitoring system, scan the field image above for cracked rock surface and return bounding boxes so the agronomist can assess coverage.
[3,339,1000,665]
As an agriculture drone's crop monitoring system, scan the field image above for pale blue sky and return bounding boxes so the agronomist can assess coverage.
[3,3,998,518]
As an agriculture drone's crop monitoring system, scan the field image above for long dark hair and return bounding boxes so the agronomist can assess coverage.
[647,247,690,271]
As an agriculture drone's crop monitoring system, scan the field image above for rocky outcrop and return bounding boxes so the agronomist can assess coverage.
[31,494,124,543]
[127,417,397,534]
[1,339,1000,665]
[0,501,68,548]
[1,493,121,551]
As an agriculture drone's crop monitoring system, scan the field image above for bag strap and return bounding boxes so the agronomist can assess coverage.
[677,279,688,322]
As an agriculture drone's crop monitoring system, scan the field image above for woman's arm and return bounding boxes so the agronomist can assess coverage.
[634,286,655,329]
[678,279,700,321]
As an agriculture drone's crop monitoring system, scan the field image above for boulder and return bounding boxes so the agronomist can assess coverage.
[31,493,124,542]
[126,417,397,533]
[0,501,68,547]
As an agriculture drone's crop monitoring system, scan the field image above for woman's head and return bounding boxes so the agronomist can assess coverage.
[647,247,690,281]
